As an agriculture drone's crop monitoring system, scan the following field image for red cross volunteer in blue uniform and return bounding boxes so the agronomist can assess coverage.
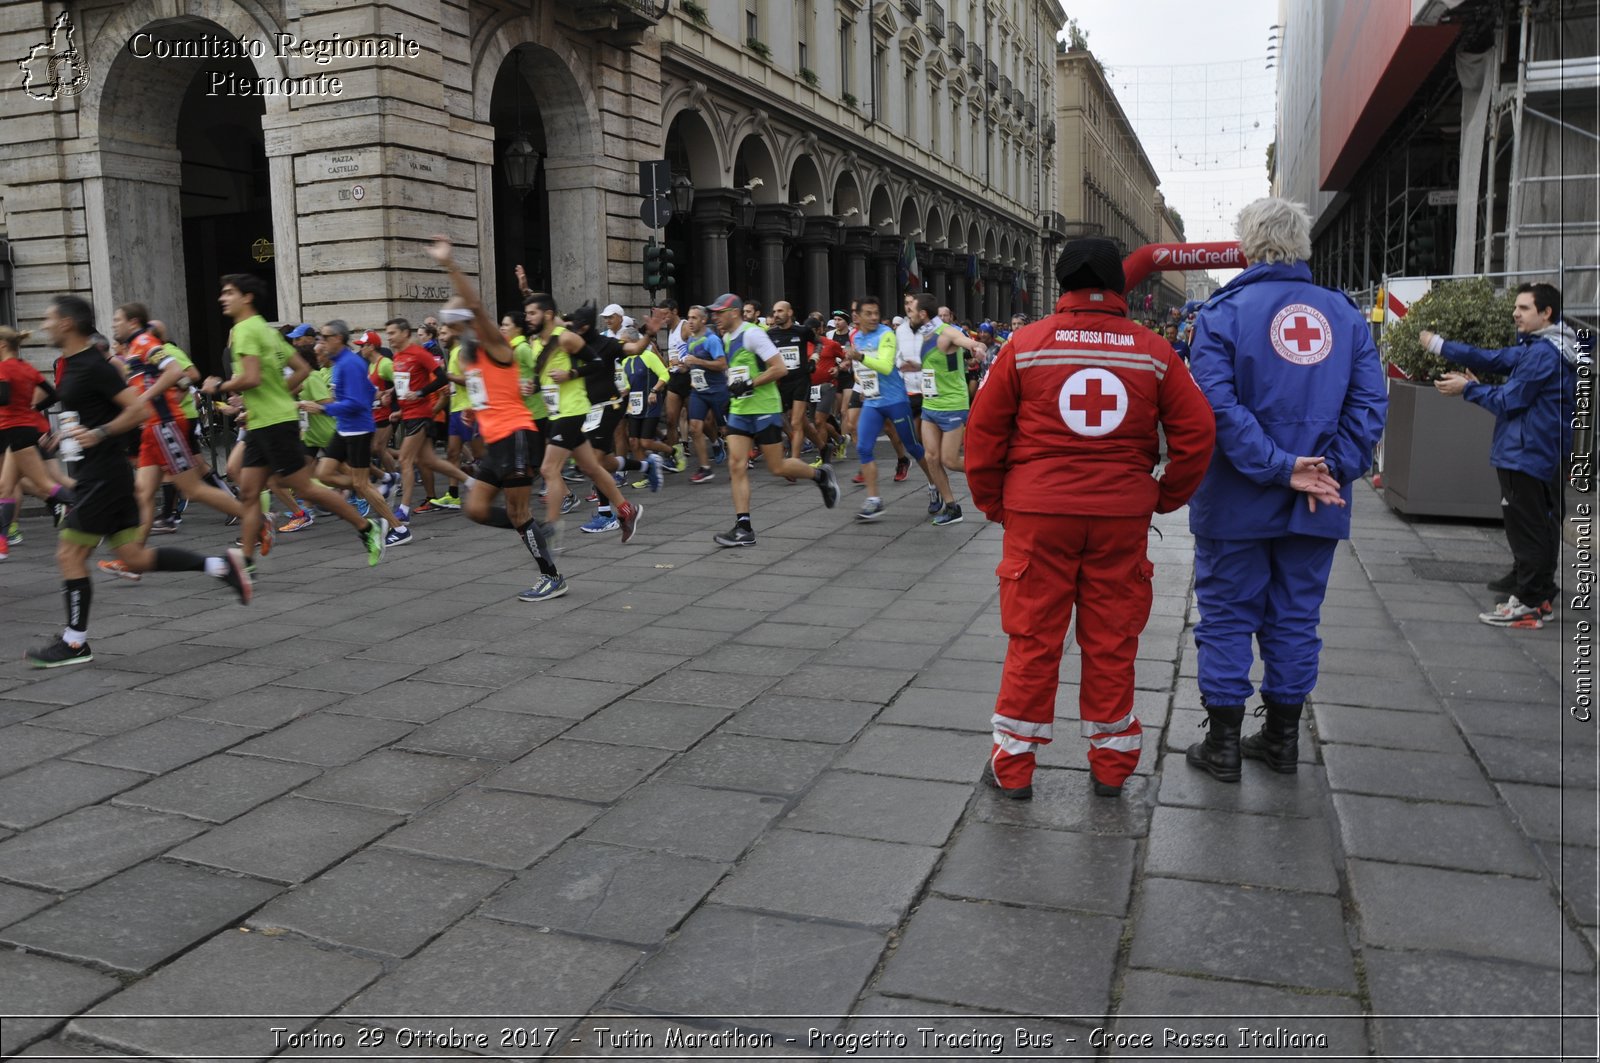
[966,238,1216,799]
[1183,197,1388,782]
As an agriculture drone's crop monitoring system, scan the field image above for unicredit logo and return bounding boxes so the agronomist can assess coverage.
[1163,248,1244,267]
[1153,249,1171,265]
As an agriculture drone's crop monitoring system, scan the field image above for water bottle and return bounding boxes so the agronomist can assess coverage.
[57,412,83,462]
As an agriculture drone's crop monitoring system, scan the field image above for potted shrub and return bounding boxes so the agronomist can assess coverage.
[1378,278,1516,518]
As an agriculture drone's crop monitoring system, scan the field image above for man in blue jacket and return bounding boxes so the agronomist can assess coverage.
[1425,282,1581,629]
[1184,197,1388,782]
[303,319,401,539]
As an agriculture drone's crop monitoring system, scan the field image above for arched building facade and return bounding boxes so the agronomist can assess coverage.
[2,0,1061,366]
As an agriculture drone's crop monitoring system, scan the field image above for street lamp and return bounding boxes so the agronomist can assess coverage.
[736,188,757,229]
[502,136,541,199]
[670,173,695,216]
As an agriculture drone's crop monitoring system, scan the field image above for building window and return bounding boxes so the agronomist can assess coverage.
[904,67,915,133]
[840,19,852,95]
[798,40,808,70]
[746,8,758,40]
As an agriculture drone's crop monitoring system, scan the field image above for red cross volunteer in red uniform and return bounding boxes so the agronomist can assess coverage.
[967,238,1216,799]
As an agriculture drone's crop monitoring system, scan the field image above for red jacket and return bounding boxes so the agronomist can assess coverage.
[967,290,1215,520]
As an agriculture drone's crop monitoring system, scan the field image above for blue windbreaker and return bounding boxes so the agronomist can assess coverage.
[1443,329,1577,482]
[321,346,377,434]
[1186,261,1388,541]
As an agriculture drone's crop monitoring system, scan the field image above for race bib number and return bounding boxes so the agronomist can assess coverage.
[779,345,802,370]
[465,370,490,410]
[614,366,627,393]
[541,386,560,416]
[809,385,822,404]
[690,368,708,391]
[581,406,604,433]
[920,371,939,398]
[728,366,752,388]
[392,370,411,399]
[627,392,645,416]
[298,409,309,433]
[857,368,880,400]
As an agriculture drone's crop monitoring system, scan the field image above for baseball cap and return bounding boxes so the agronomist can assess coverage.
[358,330,381,348]
[287,323,315,340]
[600,303,624,318]
[706,293,741,313]
[621,316,635,331]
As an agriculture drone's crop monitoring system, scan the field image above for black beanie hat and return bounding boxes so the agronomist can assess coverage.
[1054,238,1125,293]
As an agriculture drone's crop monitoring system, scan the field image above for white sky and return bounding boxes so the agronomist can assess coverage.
[1060,1,1279,247]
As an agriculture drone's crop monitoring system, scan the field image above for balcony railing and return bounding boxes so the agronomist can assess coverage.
[1000,74,1012,102]
[1010,87,1024,112]
[985,60,999,90]
[568,0,662,30]
[1025,101,1037,125]
[967,41,982,70]
[902,0,922,16]
[948,22,964,56]
[927,0,945,38]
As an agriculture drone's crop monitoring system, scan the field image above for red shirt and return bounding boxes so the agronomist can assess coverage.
[125,331,179,425]
[966,290,1216,519]
[392,345,439,421]
[813,336,845,385]
[0,358,47,430]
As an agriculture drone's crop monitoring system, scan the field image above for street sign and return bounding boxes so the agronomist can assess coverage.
[640,197,672,229]
[638,159,671,200]
[1426,189,1459,207]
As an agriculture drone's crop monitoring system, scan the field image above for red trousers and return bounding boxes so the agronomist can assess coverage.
[991,512,1154,788]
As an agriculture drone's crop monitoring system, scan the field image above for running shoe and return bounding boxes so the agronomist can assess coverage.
[352,496,371,518]
[561,465,587,484]
[222,547,253,605]
[894,456,911,482]
[647,454,665,493]
[27,637,92,668]
[0,535,8,562]
[816,464,840,509]
[394,504,412,524]
[363,518,390,564]
[932,502,964,527]
[613,471,627,487]
[308,505,333,518]
[429,495,462,510]
[278,512,315,534]
[690,467,716,484]
[98,560,142,582]
[714,524,757,548]
[224,514,240,528]
[258,520,275,557]
[618,501,642,544]
[382,524,411,549]
[630,478,650,490]
[581,512,620,534]
[808,457,824,468]
[414,501,439,514]
[856,498,885,522]
[1478,595,1550,629]
[852,471,865,485]
[7,521,21,543]
[712,440,727,465]
[672,444,687,473]
[584,491,599,504]
[926,482,943,515]
[173,497,189,519]
[560,492,581,515]
[747,458,759,470]
[518,574,569,602]
[51,502,69,528]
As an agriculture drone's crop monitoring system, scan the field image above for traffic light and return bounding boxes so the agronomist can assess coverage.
[658,244,677,290]
[643,239,663,291]
[1405,217,1440,274]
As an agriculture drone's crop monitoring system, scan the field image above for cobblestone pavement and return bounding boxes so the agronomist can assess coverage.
[0,470,1594,1061]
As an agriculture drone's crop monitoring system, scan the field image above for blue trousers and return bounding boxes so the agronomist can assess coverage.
[857,401,925,464]
[1193,534,1338,706]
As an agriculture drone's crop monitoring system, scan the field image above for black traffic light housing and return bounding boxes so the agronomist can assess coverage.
[643,238,663,292]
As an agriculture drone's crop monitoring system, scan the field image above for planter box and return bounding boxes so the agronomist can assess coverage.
[1381,380,1503,519]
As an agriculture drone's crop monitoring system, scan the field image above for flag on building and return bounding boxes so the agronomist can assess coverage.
[898,239,920,291]
[1014,270,1029,311]
[967,254,983,296]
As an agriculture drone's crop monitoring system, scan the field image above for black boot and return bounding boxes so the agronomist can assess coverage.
[1185,703,1245,783]
[1241,700,1303,774]
[1487,569,1517,594]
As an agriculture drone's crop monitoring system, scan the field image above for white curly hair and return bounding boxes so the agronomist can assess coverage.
[1236,197,1313,265]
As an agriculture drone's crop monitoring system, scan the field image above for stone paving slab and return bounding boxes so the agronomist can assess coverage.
[483,740,674,804]
[1145,804,1342,893]
[931,820,1138,915]
[709,829,940,928]
[293,749,492,814]
[780,770,972,846]
[0,760,149,831]
[109,754,321,823]
[377,790,600,869]
[231,712,417,766]
[0,861,280,975]
[1332,792,1545,876]
[0,806,208,892]
[0,951,121,1056]
[166,796,402,884]
[582,782,785,861]
[1112,971,1368,1057]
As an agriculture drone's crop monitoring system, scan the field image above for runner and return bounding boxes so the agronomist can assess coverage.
[280,338,336,532]
[807,316,847,462]
[427,238,569,599]
[0,325,74,561]
[202,274,385,568]
[705,293,840,547]
[387,317,467,521]
[573,308,637,534]
[617,324,672,488]
[846,294,934,520]
[681,304,729,484]
[765,300,825,467]
[26,295,251,668]
[655,299,692,473]
[909,292,988,526]
[305,320,400,540]
[517,296,579,518]
[529,296,643,543]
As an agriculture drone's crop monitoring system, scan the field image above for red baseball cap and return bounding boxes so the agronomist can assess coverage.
[358,330,381,348]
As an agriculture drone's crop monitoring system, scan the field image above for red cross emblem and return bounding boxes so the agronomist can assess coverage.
[1269,304,1334,365]
[1058,368,1127,437]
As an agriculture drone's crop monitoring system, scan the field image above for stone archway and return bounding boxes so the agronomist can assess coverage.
[473,17,598,316]
[80,2,292,359]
